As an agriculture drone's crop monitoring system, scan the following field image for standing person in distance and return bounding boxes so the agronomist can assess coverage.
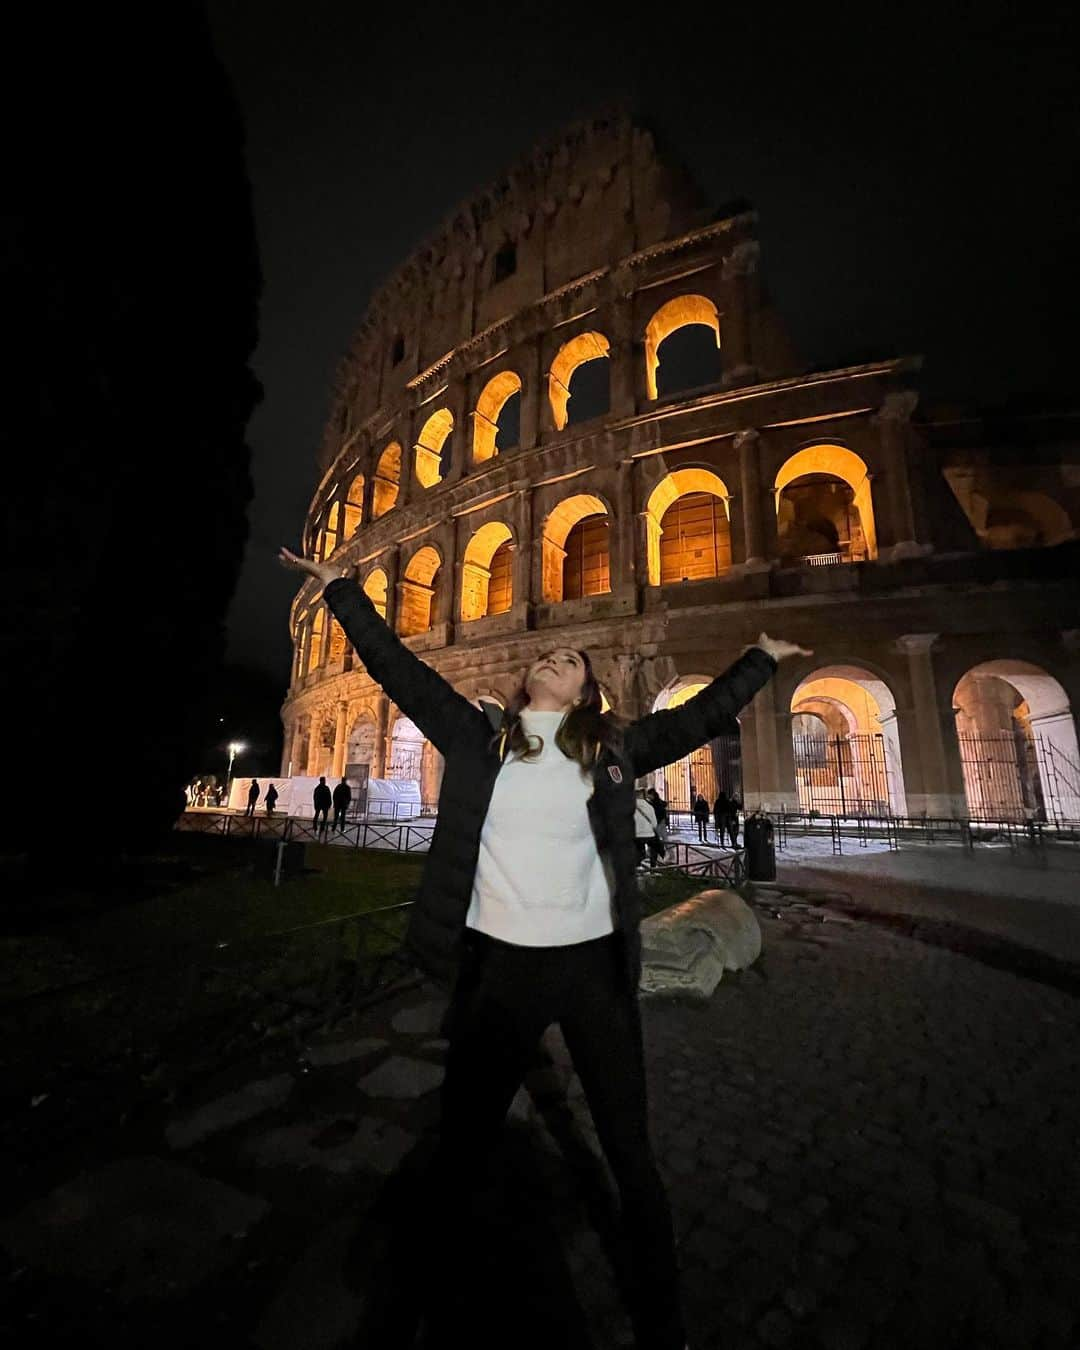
[264,782,279,817]
[634,788,660,869]
[712,788,731,844]
[312,776,332,837]
[279,543,810,1350]
[245,778,260,818]
[692,791,710,843]
[332,777,352,833]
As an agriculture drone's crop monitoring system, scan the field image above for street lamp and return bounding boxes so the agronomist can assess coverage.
[226,741,246,805]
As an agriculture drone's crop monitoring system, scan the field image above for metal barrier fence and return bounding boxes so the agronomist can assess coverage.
[651,839,747,887]
[765,807,1057,855]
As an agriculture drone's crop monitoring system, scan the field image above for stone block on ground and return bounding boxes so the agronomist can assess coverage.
[304,1036,388,1067]
[357,1054,443,1099]
[0,1156,267,1301]
[639,888,761,999]
[165,1073,294,1149]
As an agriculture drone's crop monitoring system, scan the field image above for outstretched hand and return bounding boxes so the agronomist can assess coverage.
[278,546,345,589]
[755,632,813,662]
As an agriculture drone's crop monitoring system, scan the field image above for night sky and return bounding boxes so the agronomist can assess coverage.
[207,1,1076,688]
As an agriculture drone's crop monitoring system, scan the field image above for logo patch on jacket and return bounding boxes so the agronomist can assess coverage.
[607,765,623,784]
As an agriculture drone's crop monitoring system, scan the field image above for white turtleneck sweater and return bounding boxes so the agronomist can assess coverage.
[464,707,616,947]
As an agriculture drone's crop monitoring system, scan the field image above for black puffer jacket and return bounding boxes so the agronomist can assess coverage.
[324,578,776,1009]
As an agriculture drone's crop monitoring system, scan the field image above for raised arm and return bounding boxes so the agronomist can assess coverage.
[280,548,486,756]
[622,634,811,778]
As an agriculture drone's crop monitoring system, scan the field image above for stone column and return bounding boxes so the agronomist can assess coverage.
[721,242,759,387]
[894,633,962,816]
[512,486,533,620]
[612,459,637,595]
[519,338,543,452]
[752,677,799,810]
[875,392,925,560]
[331,701,348,778]
[735,428,772,570]
[607,278,636,418]
[372,695,391,779]
[382,547,400,633]
[436,522,457,630]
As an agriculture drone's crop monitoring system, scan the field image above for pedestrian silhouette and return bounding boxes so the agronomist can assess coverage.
[312,776,332,834]
[332,778,352,833]
[693,792,710,843]
[264,782,279,816]
[245,778,260,817]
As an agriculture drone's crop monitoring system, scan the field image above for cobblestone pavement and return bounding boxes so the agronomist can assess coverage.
[3,897,1078,1349]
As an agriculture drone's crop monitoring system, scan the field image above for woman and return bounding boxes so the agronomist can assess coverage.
[634,789,660,869]
[280,545,809,1349]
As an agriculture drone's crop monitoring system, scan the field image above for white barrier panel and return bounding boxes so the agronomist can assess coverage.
[226,775,421,818]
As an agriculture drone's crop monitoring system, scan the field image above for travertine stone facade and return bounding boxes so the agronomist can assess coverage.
[283,115,1080,823]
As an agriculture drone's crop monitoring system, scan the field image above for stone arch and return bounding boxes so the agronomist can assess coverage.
[461,521,514,620]
[307,608,325,673]
[414,408,454,489]
[540,493,611,602]
[790,664,907,816]
[644,468,732,586]
[774,443,878,562]
[397,544,442,637]
[953,659,1080,822]
[652,674,743,811]
[372,441,401,517]
[548,331,610,430]
[317,501,340,561]
[982,490,1074,550]
[644,294,720,401]
[362,566,388,620]
[342,470,365,537]
[472,371,522,464]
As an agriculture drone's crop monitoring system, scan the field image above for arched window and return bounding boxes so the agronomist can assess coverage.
[397,546,441,637]
[644,295,721,400]
[774,445,877,563]
[644,469,731,586]
[307,608,325,673]
[548,332,610,429]
[372,442,401,518]
[362,567,388,620]
[461,521,514,620]
[541,495,611,602]
[342,471,364,537]
[473,371,522,464]
[414,409,454,489]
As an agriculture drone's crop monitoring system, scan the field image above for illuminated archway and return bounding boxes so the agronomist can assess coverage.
[307,608,325,673]
[342,471,364,537]
[644,295,720,401]
[549,331,610,430]
[652,676,742,813]
[461,521,514,620]
[372,442,401,518]
[982,490,1074,550]
[790,666,906,816]
[540,494,610,602]
[327,616,346,664]
[397,545,441,637]
[317,501,340,561]
[472,371,522,464]
[362,567,388,620]
[414,409,454,489]
[953,660,1079,822]
[774,445,877,562]
[345,714,376,771]
[644,469,731,586]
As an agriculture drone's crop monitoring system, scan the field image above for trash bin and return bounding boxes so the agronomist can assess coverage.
[743,814,776,881]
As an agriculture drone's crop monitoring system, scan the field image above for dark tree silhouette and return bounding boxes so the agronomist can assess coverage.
[2,7,262,861]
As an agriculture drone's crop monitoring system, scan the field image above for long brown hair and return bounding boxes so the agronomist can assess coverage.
[491,648,627,771]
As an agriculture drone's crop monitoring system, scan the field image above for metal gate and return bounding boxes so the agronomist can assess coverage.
[663,734,742,811]
[957,731,1043,822]
[792,733,892,817]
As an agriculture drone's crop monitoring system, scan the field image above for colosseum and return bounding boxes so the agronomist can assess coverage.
[282,114,1080,827]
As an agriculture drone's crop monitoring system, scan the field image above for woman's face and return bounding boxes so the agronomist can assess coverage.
[525,647,587,710]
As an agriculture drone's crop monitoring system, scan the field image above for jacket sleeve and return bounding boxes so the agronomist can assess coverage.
[322,577,487,756]
[622,647,778,778]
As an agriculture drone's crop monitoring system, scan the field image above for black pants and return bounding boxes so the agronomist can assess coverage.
[313,806,329,832]
[695,817,708,842]
[333,805,347,832]
[244,802,256,817]
[382,931,686,1349]
[726,815,739,847]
